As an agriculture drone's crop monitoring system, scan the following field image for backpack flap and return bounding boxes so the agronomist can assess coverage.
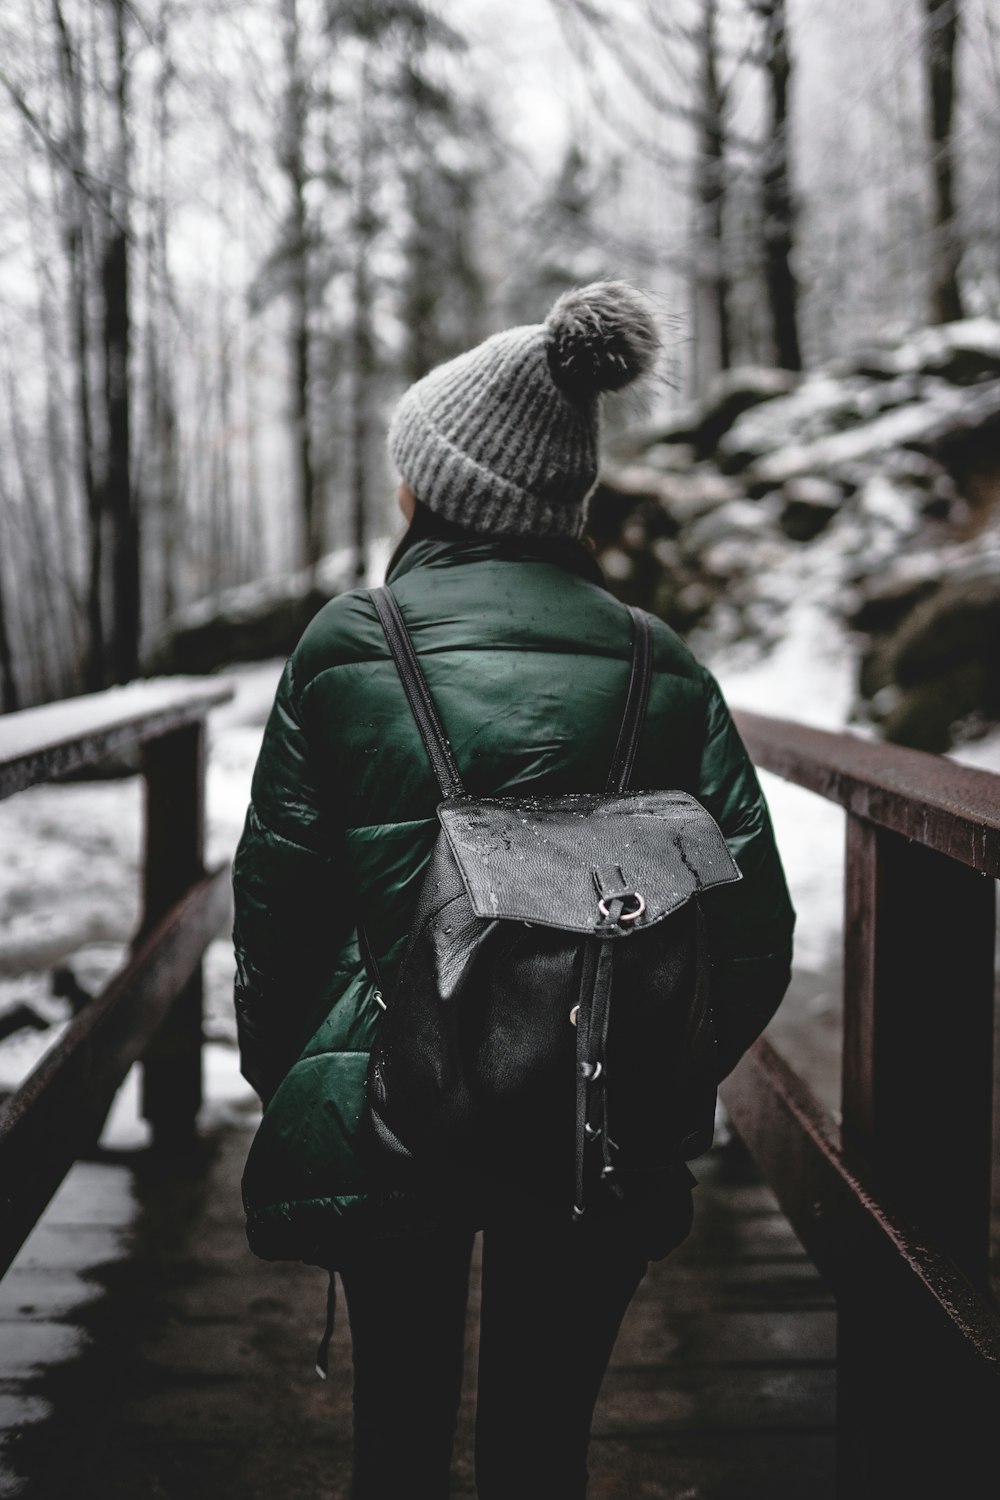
[438,790,741,935]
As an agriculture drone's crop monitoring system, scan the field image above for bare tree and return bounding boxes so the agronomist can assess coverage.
[141,0,181,625]
[0,476,21,711]
[691,0,732,390]
[51,0,105,687]
[282,0,320,574]
[102,0,139,684]
[751,0,802,371]
[0,573,19,713]
[347,49,374,586]
[923,0,965,322]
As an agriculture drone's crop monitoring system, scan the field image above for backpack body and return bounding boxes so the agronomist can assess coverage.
[363,586,742,1226]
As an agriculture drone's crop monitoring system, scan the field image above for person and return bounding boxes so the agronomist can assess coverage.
[232,280,795,1500]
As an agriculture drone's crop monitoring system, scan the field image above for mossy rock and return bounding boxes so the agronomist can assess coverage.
[848,575,940,635]
[888,574,1000,688]
[881,662,998,753]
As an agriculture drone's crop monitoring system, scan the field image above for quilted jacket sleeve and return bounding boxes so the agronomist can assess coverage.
[693,668,796,1080]
[232,657,348,1104]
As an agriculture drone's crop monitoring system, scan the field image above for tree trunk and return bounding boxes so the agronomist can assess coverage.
[759,0,802,371]
[104,0,139,684]
[283,0,319,574]
[350,53,375,588]
[210,315,234,599]
[243,331,265,584]
[26,133,83,692]
[144,0,180,627]
[402,170,437,383]
[4,377,63,703]
[923,0,965,323]
[52,0,105,689]
[0,501,21,712]
[691,0,731,393]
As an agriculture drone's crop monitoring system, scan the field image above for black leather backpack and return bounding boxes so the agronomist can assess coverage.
[362,585,742,1228]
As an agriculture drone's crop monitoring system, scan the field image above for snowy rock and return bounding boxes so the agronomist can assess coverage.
[144,541,392,676]
[689,366,798,458]
[855,473,920,533]
[904,379,1000,522]
[848,570,942,634]
[146,552,354,674]
[148,589,330,675]
[779,477,845,542]
[743,388,973,487]
[639,405,701,448]
[642,441,698,472]
[890,319,1000,386]
[590,316,1000,752]
[717,373,904,474]
[830,320,1000,387]
[683,499,774,555]
[636,366,796,458]
[659,467,746,524]
[641,369,798,465]
[595,464,743,529]
[588,477,679,550]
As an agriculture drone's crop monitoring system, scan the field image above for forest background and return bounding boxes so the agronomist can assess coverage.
[0,0,997,712]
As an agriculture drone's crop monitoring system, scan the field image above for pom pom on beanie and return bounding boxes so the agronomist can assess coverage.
[387,280,660,540]
[545,281,660,398]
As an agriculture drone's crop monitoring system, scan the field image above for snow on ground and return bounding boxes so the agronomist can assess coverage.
[949,727,1000,775]
[0,531,395,1119]
[0,659,283,1119]
[708,502,859,981]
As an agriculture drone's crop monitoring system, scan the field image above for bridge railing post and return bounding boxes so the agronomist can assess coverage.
[836,811,996,1495]
[139,721,207,1150]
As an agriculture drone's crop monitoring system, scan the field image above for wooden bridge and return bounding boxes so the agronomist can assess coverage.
[0,682,996,1498]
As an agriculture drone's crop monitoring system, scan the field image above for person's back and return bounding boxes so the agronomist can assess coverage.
[233,282,795,1499]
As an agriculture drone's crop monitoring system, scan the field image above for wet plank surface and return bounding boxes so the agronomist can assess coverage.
[0,1116,835,1499]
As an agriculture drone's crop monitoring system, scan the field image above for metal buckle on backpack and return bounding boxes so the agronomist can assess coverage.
[597,891,645,923]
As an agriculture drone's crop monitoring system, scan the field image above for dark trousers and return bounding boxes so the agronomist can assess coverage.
[338,1200,690,1500]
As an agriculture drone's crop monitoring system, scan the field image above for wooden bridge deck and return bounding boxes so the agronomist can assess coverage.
[0,1108,835,1500]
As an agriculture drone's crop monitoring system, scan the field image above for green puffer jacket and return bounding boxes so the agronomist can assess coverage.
[233,531,795,1265]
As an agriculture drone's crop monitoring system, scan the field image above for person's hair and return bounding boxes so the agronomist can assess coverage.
[384,500,477,579]
[384,497,603,585]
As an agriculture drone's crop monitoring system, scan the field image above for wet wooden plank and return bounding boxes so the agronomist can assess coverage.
[721,1039,1000,1365]
[722,1036,1000,1496]
[587,1432,836,1499]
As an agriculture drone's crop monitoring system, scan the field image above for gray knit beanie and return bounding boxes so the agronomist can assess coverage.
[387,281,660,539]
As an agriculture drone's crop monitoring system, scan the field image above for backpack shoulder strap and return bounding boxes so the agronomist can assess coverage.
[605,606,653,794]
[369,585,466,800]
[369,588,653,802]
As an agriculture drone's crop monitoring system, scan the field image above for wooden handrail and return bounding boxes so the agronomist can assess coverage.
[0,677,233,1279]
[734,710,1000,877]
[0,677,233,801]
[0,866,231,1277]
[724,707,999,1497]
